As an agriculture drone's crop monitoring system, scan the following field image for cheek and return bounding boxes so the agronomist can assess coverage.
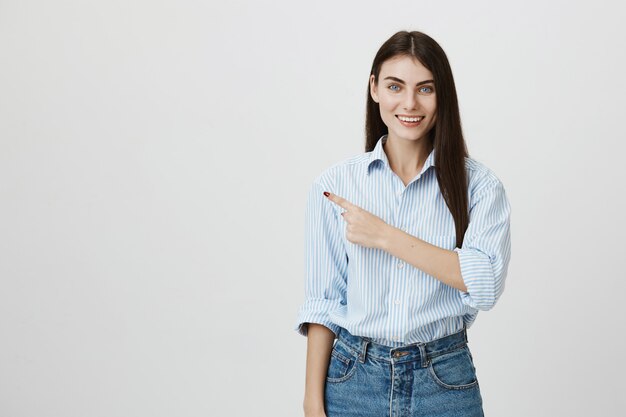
[378,101,395,117]
[379,96,401,113]
[430,97,437,113]
[426,105,437,123]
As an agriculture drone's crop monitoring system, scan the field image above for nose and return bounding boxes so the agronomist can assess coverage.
[403,91,418,111]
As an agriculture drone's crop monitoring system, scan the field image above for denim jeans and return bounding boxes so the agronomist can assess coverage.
[324,326,484,417]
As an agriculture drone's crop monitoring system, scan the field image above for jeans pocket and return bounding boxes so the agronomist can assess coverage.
[325,340,359,383]
[427,345,479,390]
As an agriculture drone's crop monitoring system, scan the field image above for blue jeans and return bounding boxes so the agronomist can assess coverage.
[324,326,484,417]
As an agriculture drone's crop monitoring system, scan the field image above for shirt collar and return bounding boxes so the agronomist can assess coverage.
[367,134,436,176]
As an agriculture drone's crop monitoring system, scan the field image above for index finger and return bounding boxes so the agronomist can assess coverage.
[323,191,355,210]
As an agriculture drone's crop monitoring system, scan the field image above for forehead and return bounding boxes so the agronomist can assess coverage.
[379,55,433,81]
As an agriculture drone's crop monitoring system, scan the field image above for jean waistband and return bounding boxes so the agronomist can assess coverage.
[335,326,469,367]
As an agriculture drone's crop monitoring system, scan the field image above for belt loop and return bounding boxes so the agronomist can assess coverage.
[418,343,429,368]
[359,338,369,363]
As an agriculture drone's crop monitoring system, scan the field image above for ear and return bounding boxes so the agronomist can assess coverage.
[369,74,379,103]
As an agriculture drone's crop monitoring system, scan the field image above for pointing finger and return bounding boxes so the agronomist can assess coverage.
[323,191,354,210]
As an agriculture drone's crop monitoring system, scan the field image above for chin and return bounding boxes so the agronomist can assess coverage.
[395,131,430,142]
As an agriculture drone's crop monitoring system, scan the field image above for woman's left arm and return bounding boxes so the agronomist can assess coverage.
[383,180,512,310]
[325,179,511,310]
[381,228,467,291]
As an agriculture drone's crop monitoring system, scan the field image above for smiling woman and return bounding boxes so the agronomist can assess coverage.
[294,30,512,417]
[370,57,438,147]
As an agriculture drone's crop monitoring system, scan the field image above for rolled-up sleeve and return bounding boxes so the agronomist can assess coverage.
[454,180,512,311]
[294,180,348,337]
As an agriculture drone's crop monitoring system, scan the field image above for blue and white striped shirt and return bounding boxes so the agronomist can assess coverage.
[294,134,512,346]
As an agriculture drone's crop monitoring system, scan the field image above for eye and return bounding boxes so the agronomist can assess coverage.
[388,84,400,92]
[419,85,434,94]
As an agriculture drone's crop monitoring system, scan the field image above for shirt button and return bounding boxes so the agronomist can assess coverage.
[397,261,404,268]
[394,299,401,305]
[393,335,400,341]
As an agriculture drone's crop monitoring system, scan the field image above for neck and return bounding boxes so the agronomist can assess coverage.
[383,134,433,176]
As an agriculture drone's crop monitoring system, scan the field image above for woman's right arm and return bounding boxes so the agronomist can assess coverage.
[303,323,336,417]
[296,179,347,415]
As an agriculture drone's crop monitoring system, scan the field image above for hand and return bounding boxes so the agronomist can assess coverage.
[304,411,327,417]
[323,191,391,250]
[303,399,327,417]
[303,406,327,417]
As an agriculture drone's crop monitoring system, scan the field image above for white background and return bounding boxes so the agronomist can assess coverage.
[1,0,625,416]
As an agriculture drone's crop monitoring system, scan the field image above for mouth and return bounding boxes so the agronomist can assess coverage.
[396,115,425,126]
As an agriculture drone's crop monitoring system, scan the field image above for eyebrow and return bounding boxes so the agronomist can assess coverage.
[383,76,434,86]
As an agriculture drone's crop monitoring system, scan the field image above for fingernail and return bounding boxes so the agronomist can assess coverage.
[323,191,330,197]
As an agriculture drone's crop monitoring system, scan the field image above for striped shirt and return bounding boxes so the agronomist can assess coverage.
[294,134,512,346]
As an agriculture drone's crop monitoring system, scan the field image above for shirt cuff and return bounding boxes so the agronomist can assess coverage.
[294,298,342,337]
[454,247,496,310]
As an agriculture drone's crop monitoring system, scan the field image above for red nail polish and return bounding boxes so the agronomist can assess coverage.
[323,191,330,197]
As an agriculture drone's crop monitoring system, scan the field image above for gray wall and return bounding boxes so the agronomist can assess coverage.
[1,0,624,416]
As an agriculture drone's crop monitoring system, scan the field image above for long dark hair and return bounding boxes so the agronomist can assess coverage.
[365,31,469,248]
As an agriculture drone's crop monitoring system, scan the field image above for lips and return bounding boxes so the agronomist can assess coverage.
[396,115,425,129]
[396,115,425,122]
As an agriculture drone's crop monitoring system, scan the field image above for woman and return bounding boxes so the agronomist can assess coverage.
[294,30,512,417]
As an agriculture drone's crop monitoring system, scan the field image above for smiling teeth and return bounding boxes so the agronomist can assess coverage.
[398,116,424,122]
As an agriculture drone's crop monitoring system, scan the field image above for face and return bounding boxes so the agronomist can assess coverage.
[370,55,437,144]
